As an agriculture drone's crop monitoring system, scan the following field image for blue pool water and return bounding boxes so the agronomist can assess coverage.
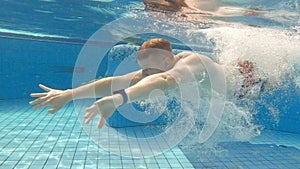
[1,0,300,168]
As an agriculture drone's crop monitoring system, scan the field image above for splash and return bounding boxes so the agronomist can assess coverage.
[161,25,299,153]
[184,25,299,149]
[202,26,300,88]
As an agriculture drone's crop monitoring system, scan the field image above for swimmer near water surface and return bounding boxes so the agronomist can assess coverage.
[30,38,275,128]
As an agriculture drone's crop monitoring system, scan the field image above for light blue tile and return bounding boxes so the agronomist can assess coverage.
[28,164,45,169]
[97,160,109,169]
[56,164,70,169]
[110,158,122,165]
[122,164,136,169]
[158,162,171,168]
[2,100,300,169]
[71,159,85,166]
[45,158,60,165]
[73,154,86,160]
[180,163,195,169]
[146,162,159,167]
[58,158,72,167]
[14,163,31,169]
[30,160,46,165]
[122,159,134,164]
[52,147,64,152]
[0,161,18,168]
[0,155,8,161]
[84,164,97,169]
[35,154,50,161]
[169,162,182,168]
[44,164,59,168]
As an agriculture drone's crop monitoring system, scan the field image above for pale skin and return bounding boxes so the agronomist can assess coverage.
[30,50,222,128]
[144,0,263,23]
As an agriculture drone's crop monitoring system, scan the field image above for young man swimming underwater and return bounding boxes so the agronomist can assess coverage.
[30,38,266,128]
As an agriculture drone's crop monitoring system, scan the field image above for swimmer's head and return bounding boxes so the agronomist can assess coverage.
[137,38,175,76]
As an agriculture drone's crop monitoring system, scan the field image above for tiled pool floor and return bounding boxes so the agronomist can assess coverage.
[0,99,299,169]
[181,132,300,169]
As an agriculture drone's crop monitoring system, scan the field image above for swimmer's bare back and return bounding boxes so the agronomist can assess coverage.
[144,0,188,12]
[143,0,222,24]
[143,0,263,25]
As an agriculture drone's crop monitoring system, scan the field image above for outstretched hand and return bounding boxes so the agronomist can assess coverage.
[29,84,72,113]
[84,96,117,128]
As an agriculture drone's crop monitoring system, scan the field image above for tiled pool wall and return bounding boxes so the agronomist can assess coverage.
[0,36,81,99]
[1,35,299,133]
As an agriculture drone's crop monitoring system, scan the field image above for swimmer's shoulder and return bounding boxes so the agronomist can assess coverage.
[175,51,211,61]
[176,51,196,59]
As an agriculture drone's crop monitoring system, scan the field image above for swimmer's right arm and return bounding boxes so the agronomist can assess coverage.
[70,70,142,99]
[29,70,143,113]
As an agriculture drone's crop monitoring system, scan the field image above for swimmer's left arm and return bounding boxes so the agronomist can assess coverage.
[84,72,178,127]
[84,66,188,128]
[124,71,179,102]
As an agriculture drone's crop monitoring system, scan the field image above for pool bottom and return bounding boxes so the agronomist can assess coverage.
[0,99,299,169]
[180,132,300,169]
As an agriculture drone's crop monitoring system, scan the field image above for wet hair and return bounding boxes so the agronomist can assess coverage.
[137,38,173,60]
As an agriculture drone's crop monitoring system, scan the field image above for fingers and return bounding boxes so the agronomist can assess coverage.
[84,110,97,125]
[33,102,47,110]
[33,97,53,109]
[84,104,106,127]
[84,111,106,128]
[85,106,94,112]
[98,115,106,128]
[29,84,52,105]
[30,93,48,98]
[29,96,47,105]
[39,84,52,92]
[47,107,60,114]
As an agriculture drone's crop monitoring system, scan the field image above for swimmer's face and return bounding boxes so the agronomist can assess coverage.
[137,51,174,76]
